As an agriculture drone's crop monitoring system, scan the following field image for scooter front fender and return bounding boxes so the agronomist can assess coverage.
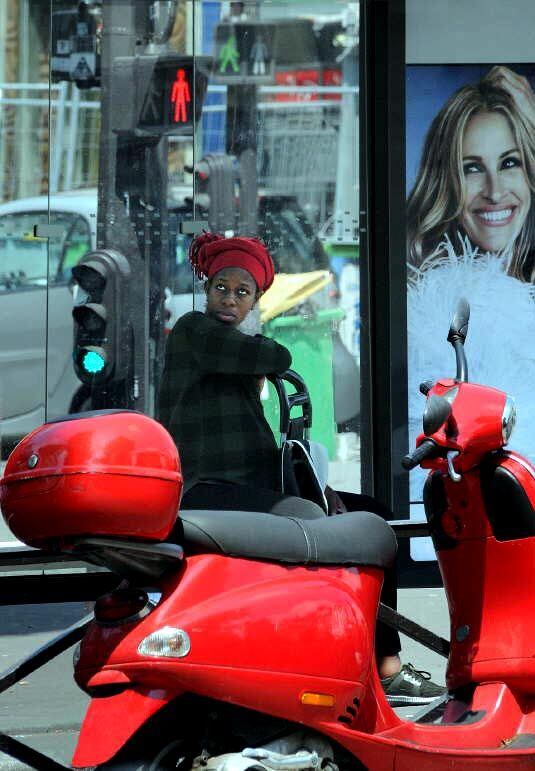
[71,685,179,768]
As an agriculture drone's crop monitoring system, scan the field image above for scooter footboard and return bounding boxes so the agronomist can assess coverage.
[71,686,179,768]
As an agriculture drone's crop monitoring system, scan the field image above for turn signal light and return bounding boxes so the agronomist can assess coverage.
[300,692,335,707]
[94,587,151,625]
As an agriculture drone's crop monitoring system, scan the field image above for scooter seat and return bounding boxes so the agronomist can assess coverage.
[175,509,397,568]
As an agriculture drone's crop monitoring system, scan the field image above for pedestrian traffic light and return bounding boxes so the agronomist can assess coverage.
[111,54,211,137]
[185,154,236,232]
[213,22,275,84]
[72,249,131,385]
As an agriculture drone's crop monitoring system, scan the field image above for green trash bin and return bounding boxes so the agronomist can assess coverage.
[262,308,345,459]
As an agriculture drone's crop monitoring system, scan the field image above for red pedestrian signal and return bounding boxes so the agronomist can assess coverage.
[111,55,211,137]
[170,69,191,124]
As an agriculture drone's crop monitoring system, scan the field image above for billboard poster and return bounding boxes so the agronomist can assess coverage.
[406,64,535,559]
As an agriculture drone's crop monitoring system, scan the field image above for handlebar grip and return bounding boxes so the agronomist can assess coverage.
[402,439,437,470]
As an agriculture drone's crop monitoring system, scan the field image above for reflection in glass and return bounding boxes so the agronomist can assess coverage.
[0,1,361,496]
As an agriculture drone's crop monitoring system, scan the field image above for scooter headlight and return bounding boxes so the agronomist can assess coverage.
[502,395,516,444]
[138,626,191,658]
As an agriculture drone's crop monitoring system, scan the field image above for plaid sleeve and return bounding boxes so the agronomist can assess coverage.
[184,312,291,375]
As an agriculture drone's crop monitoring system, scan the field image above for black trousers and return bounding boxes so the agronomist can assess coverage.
[181,482,401,658]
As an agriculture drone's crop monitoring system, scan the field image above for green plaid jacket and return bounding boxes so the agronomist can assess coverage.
[158,311,292,491]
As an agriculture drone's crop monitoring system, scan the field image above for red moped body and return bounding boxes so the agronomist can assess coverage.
[418,380,535,696]
[72,554,384,767]
[2,376,535,769]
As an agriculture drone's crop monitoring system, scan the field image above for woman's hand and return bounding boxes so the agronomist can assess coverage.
[486,65,535,127]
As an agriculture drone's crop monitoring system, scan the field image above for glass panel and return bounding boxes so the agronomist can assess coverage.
[0,1,360,533]
[125,0,361,498]
[189,1,361,495]
[0,0,50,473]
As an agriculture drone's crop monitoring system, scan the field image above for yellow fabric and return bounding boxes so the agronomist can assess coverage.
[259,270,332,322]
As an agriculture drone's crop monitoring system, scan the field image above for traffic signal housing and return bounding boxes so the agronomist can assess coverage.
[72,249,131,385]
[111,54,211,138]
[185,154,236,232]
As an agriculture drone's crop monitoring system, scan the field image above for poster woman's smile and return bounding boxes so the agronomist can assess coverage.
[461,111,531,253]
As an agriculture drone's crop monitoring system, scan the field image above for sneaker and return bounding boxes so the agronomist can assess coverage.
[381,663,446,706]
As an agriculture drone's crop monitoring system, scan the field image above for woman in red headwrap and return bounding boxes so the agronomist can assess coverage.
[158,232,326,518]
[159,232,446,704]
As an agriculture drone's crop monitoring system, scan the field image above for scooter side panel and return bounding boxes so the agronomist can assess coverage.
[437,457,535,692]
[73,555,384,765]
[76,555,383,685]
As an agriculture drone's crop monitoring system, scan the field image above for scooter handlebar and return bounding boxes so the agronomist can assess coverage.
[267,370,312,436]
[402,439,438,470]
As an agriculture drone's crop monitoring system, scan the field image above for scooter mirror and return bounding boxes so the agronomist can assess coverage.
[423,394,452,437]
[447,298,470,382]
[447,297,470,346]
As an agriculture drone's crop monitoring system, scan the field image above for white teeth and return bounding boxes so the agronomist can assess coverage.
[478,209,512,222]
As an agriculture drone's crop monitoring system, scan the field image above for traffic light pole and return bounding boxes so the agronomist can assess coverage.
[96,0,170,413]
[96,1,138,409]
[226,84,258,235]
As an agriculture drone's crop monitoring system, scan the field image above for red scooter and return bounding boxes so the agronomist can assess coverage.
[1,299,535,770]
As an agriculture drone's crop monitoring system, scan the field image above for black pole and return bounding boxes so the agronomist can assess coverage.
[96,1,139,410]
[359,0,408,515]
[0,733,71,771]
[226,84,258,235]
[97,0,171,414]
[0,614,93,695]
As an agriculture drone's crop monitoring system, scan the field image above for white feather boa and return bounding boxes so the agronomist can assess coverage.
[408,237,535,509]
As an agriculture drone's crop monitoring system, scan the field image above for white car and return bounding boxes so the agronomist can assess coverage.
[0,189,97,452]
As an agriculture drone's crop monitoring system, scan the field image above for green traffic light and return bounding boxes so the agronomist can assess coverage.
[82,350,106,374]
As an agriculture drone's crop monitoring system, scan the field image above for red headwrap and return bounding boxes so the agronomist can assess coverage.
[188,232,275,292]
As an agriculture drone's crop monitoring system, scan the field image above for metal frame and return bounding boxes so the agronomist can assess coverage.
[0,548,120,768]
[359,0,409,515]
[0,613,92,770]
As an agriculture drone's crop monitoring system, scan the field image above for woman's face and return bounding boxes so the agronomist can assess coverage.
[460,111,531,253]
[205,267,258,326]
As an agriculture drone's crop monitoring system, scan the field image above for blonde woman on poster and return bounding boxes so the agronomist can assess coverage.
[408,65,535,278]
[406,66,535,522]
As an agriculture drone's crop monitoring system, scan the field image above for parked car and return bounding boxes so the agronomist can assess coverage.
[0,189,96,453]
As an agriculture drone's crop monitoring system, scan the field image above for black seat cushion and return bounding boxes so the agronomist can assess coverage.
[175,509,397,568]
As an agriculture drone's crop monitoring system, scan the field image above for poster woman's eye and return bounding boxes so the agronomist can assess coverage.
[463,160,484,175]
[501,155,523,170]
